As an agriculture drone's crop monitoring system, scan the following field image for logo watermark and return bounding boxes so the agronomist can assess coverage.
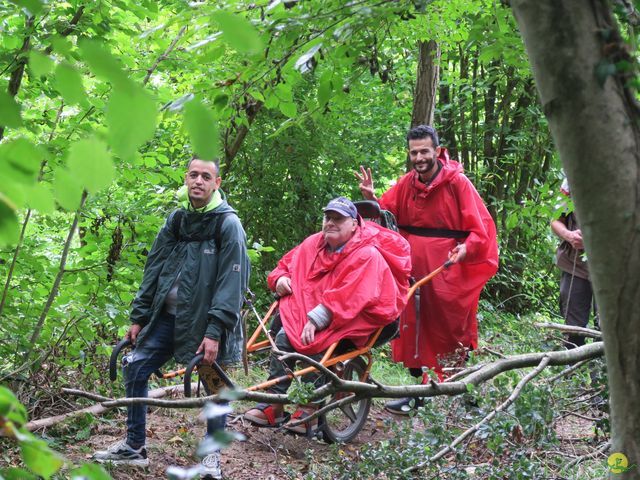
[607,453,637,474]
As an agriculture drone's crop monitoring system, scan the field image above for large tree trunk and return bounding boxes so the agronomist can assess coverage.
[511,1,640,476]
[408,40,440,172]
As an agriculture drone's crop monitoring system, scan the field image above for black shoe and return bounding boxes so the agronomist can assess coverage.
[385,397,424,415]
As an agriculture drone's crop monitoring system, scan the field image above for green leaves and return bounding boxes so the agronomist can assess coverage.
[10,0,42,15]
[211,11,263,54]
[183,98,220,161]
[106,87,157,159]
[54,63,86,105]
[78,39,132,90]
[20,439,64,479]
[29,51,55,77]
[0,91,22,128]
[67,137,115,193]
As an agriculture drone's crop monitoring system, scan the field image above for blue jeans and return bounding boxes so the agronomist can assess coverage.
[123,310,226,448]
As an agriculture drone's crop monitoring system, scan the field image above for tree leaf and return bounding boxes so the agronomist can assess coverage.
[0,91,22,128]
[25,184,54,214]
[69,464,112,480]
[78,39,132,90]
[211,11,263,54]
[295,43,322,73]
[20,438,64,479]
[279,101,297,118]
[0,137,42,183]
[183,99,219,161]
[67,137,115,193]
[53,63,86,105]
[29,51,54,77]
[10,0,42,15]
[106,86,157,159]
[52,168,84,211]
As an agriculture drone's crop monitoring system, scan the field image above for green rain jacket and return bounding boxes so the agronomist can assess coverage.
[130,200,249,365]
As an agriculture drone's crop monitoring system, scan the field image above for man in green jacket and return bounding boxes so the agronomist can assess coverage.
[94,157,249,480]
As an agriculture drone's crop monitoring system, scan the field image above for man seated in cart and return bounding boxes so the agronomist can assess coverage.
[244,197,411,433]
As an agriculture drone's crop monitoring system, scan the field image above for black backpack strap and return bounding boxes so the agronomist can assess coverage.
[213,212,234,251]
[171,209,186,240]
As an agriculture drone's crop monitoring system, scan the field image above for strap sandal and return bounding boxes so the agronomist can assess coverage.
[244,403,286,427]
[284,406,319,436]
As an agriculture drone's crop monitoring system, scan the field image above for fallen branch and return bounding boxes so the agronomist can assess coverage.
[26,383,196,431]
[405,356,551,473]
[563,440,611,468]
[535,322,602,338]
[546,358,592,383]
[58,342,603,413]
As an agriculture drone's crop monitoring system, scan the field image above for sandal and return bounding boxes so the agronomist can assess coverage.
[244,403,286,427]
[284,405,318,436]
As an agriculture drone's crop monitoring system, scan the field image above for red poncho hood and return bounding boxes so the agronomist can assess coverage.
[267,220,411,355]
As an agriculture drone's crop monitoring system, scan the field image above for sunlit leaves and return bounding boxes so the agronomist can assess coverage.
[67,137,115,193]
[54,63,86,105]
[106,87,157,159]
[183,98,219,161]
[68,464,112,480]
[0,91,22,128]
[211,11,263,54]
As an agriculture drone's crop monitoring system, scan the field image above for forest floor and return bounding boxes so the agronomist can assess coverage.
[52,399,604,480]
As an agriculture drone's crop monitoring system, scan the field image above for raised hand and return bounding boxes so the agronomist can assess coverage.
[355,165,376,201]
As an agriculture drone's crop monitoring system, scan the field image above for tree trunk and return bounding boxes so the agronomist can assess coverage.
[512,1,640,476]
[407,40,440,172]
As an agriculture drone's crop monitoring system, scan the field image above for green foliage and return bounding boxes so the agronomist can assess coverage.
[0,386,111,479]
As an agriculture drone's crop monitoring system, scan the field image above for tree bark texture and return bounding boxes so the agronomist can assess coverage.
[512,1,640,476]
[411,40,440,128]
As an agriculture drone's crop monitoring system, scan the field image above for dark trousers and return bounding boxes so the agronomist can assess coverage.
[123,311,226,448]
[267,328,323,396]
[560,271,598,348]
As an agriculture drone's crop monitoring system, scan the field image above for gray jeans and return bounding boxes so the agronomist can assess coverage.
[560,271,598,348]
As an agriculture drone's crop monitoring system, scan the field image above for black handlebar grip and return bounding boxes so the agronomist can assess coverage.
[109,338,132,382]
[184,353,205,397]
[184,354,235,397]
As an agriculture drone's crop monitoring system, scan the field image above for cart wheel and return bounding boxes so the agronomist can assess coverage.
[321,356,371,443]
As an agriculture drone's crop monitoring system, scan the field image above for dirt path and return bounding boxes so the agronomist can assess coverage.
[66,405,396,480]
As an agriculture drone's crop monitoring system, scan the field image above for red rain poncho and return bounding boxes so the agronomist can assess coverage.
[267,220,411,355]
[379,149,498,375]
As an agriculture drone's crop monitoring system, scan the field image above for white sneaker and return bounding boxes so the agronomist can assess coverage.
[93,439,149,467]
[200,451,222,479]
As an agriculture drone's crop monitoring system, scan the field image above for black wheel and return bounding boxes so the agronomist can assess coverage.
[321,356,371,443]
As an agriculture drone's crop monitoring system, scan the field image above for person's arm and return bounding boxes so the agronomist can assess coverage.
[551,216,584,250]
[129,212,179,331]
[205,216,248,343]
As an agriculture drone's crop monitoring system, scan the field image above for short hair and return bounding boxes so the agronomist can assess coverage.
[407,125,439,147]
[187,156,220,175]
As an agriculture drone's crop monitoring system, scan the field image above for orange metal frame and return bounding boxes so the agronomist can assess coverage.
[158,263,449,388]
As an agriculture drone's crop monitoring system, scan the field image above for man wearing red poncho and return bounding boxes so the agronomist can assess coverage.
[357,125,498,414]
[244,197,411,433]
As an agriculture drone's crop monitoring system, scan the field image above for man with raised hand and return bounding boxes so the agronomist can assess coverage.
[94,157,249,480]
[357,125,498,414]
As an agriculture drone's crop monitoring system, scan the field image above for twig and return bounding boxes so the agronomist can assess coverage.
[405,356,551,473]
[546,359,591,383]
[23,191,89,362]
[142,25,187,86]
[563,440,611,468]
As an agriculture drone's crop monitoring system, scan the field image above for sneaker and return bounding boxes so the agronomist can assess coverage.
[93,439,149,467]
[385,397,424,415]
[200,451,222,479]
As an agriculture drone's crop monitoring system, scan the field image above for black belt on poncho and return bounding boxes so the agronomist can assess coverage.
[398,225,469,239]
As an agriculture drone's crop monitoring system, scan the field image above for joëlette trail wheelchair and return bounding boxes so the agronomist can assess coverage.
[109,201,449,443]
